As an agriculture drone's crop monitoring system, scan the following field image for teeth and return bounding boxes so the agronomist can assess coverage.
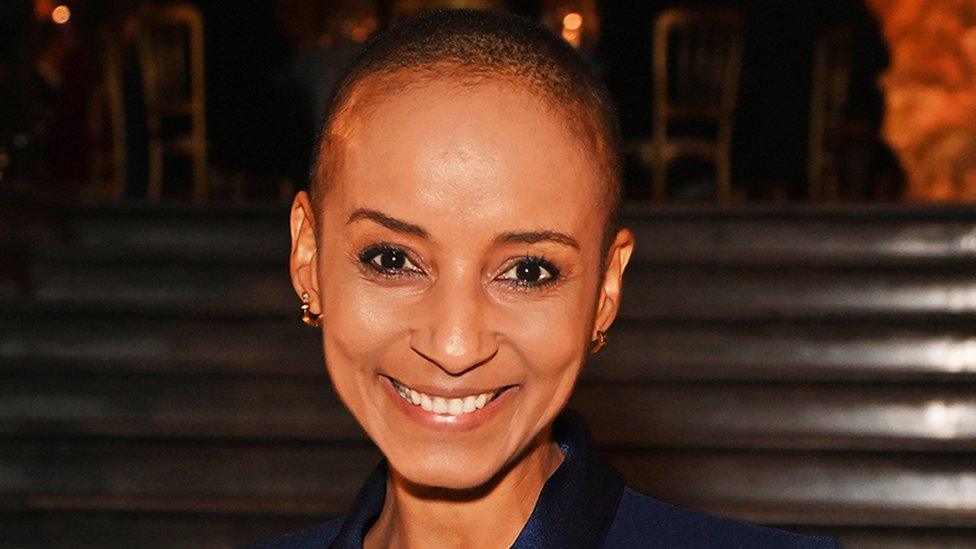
[432,396,448,414]
[390,379,497,416]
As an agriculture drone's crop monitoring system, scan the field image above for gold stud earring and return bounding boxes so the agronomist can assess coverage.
[300,291,321,328]
[589,330,607,354]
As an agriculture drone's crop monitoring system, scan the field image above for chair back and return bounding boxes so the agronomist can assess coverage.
[809,26,854,200]
[653,8,744,129]
[88,30,127,200]
[650,8,744,202]
[138,2,207,201]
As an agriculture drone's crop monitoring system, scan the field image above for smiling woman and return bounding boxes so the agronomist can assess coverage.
[252,9,838,549]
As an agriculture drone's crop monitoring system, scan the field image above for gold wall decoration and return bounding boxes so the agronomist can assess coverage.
[869,0,976,202]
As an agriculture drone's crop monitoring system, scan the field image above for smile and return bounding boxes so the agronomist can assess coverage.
[383,375,509,417]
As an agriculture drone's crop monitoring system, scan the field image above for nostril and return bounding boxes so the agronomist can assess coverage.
[411,341,499,377]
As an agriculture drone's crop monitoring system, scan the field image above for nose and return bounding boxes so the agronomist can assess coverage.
[411,266,498,376]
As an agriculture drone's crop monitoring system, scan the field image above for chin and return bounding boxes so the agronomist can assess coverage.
[386,445,511,493]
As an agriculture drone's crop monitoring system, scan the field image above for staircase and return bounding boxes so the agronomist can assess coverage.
[2,196,975,548]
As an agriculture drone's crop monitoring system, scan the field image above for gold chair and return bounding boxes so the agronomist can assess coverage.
[137,3,207,202]
[88,31,127,200]
[648,8,744,202]
[808,26,872,201]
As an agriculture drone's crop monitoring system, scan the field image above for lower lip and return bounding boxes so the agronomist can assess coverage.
[379,376,517,432]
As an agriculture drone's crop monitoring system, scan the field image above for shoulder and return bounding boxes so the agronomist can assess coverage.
[603,487,841,549]
[242,516,344,549]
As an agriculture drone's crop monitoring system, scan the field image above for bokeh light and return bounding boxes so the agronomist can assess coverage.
[562,12,583,31]
[51,5,71,24]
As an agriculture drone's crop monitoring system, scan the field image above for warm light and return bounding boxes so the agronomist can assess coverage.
[561,28,580,47]
[35,0,54,21]
[562,12,583,31]
[350,17,377,43]
[51,5,70,24]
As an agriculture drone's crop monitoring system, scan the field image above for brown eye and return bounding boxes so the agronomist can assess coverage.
[377,248,406,269]
[498,257,559,288]
[359,245,421,275]
[516,262,543,282]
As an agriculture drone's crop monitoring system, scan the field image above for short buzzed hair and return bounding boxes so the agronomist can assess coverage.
[310,9,623,249]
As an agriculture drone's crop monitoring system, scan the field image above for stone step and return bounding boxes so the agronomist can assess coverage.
[4,313,976,382]
[26,255,976,320]
[621,267,976,320]
[625,204,976,267]
[2,373,974,451]
[0,513,310,549]
[22,198,976,266]
[0,438,972,528]
[1,513,971,549]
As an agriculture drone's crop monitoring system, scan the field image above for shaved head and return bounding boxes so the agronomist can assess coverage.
[310,9,622,249]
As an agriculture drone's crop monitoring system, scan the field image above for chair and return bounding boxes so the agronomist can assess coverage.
[88,31,127,200]
[808,26,873,201]
[137,3,207,202]
[648,8,744,202]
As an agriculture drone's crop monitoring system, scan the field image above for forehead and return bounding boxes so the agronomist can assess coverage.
[326,77,605,242]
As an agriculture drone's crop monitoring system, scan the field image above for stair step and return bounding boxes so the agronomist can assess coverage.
[7,198,976,545]
[0,438,972,527]
[806,527,976,549]
[4,313,976,381]
[27,255,976,320]
[621,267,976,320]
[31,258,293,314]
[625,212,976,267]
[2,373,974,451]
[0,512,311,549]
[0,439,375,516]
[42,199,289,257]
[0,515,970,549]
[614,450,976,528]
[28,199,976,266]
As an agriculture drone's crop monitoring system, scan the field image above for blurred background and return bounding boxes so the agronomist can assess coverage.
[1,0,976,547]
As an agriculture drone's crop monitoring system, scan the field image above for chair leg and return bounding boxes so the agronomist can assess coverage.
[651,143,668,203]
[192,149,207,203]
[147,142,163,201]
[716,153,732,203]
[653,162,669,203]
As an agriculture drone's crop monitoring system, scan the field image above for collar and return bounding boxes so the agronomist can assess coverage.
[328,411,625,548]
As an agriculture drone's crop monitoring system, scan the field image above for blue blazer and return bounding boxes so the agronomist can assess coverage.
[248,413,840,548]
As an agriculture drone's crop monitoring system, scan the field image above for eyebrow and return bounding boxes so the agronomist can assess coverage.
[494,230,580,249]
[347,208,430,239]
[346,208,579,249]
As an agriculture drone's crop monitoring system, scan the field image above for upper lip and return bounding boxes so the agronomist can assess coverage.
[380,374,515,399]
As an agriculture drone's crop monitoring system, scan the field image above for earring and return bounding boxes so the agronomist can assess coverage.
[300,291,321,328]
[589,330,607,354]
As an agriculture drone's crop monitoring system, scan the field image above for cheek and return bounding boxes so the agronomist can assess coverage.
[502,286,594,382]
[317,256,410,381]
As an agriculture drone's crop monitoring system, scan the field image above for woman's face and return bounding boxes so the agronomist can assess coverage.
[290,77,633,490]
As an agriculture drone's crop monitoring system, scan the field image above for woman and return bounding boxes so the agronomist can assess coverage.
[257,9,839,548]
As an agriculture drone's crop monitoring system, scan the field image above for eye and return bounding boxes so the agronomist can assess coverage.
[359,244,423,276]
[497,256,560,289]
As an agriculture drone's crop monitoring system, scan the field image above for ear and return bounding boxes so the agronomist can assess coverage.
[592,228,635,339]
[289,190,321,315]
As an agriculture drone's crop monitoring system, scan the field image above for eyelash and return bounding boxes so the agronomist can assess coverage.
[356,244,562,291]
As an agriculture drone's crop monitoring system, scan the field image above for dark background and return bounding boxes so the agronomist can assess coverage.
[0,0,895,202]
[4,2,974,548]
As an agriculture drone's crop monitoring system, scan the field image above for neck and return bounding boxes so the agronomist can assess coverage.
[364,431,564,549]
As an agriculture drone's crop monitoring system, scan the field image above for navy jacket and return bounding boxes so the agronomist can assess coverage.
[249,413,840,548]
